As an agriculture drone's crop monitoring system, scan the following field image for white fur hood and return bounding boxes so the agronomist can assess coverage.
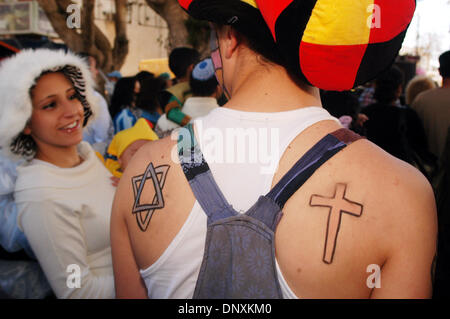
[0,49,99,160]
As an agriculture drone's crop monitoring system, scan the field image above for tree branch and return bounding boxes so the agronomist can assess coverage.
[36,0,84,52]
[145,0,190,50]
[112,0,129,70]
[37,0,128,73]
[82,0,95,53]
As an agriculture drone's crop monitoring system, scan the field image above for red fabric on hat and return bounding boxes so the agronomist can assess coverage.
[369,0,416,43]
[256,0,293,40]
[178,0,193,10]
[300,42,368,91]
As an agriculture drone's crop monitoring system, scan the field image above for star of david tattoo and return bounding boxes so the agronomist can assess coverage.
[310,183,363,264]
[131,163,170,232]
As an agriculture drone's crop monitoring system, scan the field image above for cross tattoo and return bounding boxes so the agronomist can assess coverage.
[310,183,363,264]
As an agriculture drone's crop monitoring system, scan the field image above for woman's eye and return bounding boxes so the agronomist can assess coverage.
[69,93,78,100]
[42,102,56,109]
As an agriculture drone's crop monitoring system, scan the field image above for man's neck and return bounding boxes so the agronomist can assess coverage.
[442,77,450,88]
[176,76,189,84]
[223,61,321,113]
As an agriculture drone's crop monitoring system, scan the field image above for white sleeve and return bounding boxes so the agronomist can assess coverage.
[0,156,32,254]
[94,94,114,144]
[18,200,115,299]
[85,92,113,145]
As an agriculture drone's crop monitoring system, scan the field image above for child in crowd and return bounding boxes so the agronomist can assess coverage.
[158,47,200,127]
[103,118,159,180]
[155,58,220,136]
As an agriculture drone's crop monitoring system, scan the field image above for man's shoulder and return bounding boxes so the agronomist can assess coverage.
[288,135,436,232]
[336,139,436,233]
[347,139,432,198]
[275,135,436,297]
[112,134,179,215]
[280,122,434,226]
[166,81,191,102]
[347,141,437,297]
[414,87,450,106]
[126,135,177,173]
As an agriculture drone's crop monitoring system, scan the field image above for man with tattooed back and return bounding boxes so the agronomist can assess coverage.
[111,0,436,298]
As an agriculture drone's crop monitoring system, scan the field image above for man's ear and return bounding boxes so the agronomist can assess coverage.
[396,85,403,98]
[222,26,240,60]
[187,63,195,77]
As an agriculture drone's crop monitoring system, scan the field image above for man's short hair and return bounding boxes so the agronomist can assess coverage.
[168,47,200,79]
[190,75,218,97]
[189,58,218,97]
[439,50,450,78]
[374,65,404,104]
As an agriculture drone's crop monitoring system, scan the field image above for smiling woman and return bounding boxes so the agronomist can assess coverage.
[0,49,116,298]
[24,72,85,167]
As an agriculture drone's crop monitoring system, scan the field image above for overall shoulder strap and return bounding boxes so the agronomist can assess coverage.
[266,128,363,209]
[177,123,236,224]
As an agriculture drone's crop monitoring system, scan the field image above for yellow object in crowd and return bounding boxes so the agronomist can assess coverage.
[103,118,159,178]
[139,58,175,78]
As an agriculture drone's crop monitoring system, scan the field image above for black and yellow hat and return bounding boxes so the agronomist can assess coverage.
[178,0,416,91]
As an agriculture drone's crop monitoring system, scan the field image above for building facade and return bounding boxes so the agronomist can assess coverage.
[0,0,170,76]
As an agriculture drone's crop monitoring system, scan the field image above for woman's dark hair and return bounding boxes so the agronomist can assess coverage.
[10,133,37,159]
[374,66,405,104]
[109,76,138,119]
[10,68,93,159]
[136,77,166,113]
[135,71,155,86]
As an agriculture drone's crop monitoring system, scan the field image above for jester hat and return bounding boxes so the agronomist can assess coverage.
[178,0,416,91]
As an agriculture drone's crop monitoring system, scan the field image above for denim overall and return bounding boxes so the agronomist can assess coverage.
[177,123,362,299]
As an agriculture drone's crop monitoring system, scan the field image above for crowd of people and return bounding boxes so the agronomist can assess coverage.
[0,0,447,299]
[0,46,222,298]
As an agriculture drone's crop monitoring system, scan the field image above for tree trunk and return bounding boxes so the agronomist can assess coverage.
[82,0,95,53]
[37,0,129,73]
[145,0,190,50]
[36,0,84,52]
[112,0,129,70]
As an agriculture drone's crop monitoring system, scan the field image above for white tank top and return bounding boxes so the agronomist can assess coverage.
[140,106,339,298]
